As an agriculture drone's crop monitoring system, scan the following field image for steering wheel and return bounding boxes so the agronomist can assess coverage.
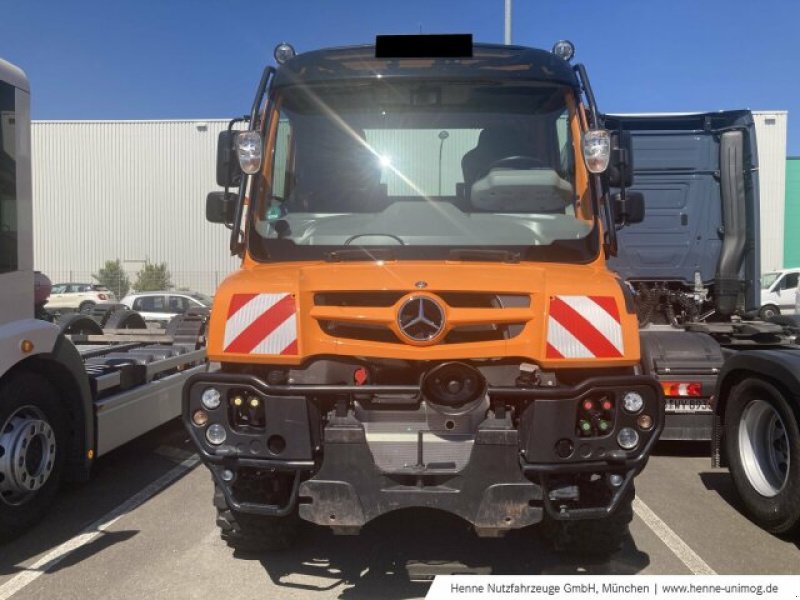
[344,233,406,246]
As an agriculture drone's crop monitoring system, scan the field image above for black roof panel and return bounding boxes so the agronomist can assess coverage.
[272,43,579,89]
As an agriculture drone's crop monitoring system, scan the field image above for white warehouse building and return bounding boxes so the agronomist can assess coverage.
[32,119,237,295]
[30,112,787,296]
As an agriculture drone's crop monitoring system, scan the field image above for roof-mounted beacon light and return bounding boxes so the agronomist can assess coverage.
[274,42,296,64]
[552,40,575,61]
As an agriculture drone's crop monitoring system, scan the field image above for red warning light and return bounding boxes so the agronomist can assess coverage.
[602,399,613,411]
[354,367,368,386]
[582,400,594,411]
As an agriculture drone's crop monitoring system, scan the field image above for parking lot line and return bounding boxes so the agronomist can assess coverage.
[633,496,717,575]
[0,454,199,600]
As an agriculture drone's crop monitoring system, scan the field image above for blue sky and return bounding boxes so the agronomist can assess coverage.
[2,0,798,153]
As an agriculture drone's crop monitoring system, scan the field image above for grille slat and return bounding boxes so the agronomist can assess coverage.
[313,291,532,345]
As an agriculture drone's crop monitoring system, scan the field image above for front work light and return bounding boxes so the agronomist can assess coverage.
[622,391,644,414]
[617,427,640,450]
[583,129,611,173]
[201,387,221,410]
[552,40,575,61]
[236,131,263,175]
[274,42,296,64]
[206,424,227,446]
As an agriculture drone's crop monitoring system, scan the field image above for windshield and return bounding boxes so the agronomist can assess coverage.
[249,81,596,263]
[761,272,780,289]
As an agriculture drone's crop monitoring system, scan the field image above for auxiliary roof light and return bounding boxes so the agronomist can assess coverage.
[274,42,296,64]
[552,40,575,61]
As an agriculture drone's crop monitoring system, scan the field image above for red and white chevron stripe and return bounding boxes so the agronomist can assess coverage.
[546,295,623,359]
[223,293,298,355]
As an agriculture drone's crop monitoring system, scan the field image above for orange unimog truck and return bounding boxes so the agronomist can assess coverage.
[184,35,663,556]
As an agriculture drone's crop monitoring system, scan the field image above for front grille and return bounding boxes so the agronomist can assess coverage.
[312,291,532,345]
[314,291,530,308]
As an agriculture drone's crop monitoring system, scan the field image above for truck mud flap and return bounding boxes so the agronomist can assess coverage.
[298,423,542,536]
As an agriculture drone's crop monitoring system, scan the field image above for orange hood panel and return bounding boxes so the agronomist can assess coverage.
[207,261,640,369]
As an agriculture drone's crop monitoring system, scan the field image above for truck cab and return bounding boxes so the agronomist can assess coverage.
[187,36,663,556]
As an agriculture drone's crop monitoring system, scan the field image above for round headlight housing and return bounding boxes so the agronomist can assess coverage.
[617,427,640,450]
[201,387,222,410]
[236,131,263,175]
[582,129,611,174]
[206,424,227,446]
[622,391,644,414]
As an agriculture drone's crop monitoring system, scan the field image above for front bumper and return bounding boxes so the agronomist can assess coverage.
[183,373,663,532]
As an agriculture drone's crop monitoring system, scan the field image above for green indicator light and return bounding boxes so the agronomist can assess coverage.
[579,420,592,433]
[598,420,610,432]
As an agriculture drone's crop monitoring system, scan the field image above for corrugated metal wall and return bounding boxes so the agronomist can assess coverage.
[753,111,788,272]
[786,157,800,268]
[31,119,238,294]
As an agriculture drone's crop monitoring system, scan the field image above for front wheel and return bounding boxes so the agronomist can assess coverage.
[725,378,800,535]
[213,483,300,552]
[542,487,634,557]
[0,373,68,542]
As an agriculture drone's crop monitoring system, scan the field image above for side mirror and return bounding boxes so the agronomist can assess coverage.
[206,191,238,224]
[607,131,634,188]
[613,191,645,225]
[216,130,242,188]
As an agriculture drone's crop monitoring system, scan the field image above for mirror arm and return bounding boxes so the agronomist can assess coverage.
[230,66,276,256]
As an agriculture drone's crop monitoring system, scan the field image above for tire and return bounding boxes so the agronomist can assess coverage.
[213,484,300,552]
[758,304,780,320]
[0,372,69,542]
[57,313,103,336]
[78,301,96,314]
[543,487,634,557]
[104,309,147,330]
[724,377,800,535]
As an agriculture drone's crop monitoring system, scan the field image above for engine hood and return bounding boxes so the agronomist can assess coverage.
[207,260,640,369]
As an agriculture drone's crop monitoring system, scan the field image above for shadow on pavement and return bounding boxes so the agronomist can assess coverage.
[653,440,711,458]
[239,509,650,600]
[0,419,191,577]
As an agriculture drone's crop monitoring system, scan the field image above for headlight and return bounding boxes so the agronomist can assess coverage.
[582,129,611,173]
[617,427,639,450]
[236,131,263,175]
[201,387,222,410]
[206,424,227,445]
[622,391,644,414]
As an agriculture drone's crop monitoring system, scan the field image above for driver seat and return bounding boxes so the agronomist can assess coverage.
[461,126,533,188]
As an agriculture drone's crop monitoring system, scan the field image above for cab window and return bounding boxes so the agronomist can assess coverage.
[781,273,799,290]
[0,82,17,274]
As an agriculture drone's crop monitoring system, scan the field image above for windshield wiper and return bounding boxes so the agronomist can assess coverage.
[447,249,521,263]
[324,248,396,262]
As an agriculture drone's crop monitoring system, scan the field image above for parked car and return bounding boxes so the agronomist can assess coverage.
[759,268,800,319]
[121,291,212,327]
[47,282,116,313]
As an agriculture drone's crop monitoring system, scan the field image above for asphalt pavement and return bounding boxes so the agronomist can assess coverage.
[0,421,797,600]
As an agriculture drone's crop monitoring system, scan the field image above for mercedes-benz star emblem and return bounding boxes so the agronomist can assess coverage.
[397,296,446,342]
